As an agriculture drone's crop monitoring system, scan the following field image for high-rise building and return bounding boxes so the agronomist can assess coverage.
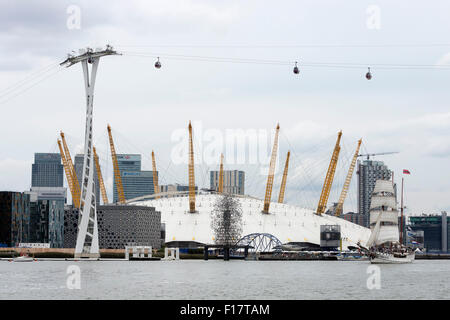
[27,187,66,248]
[357,160,393,227]
[113,154,140,202]
[74,154,100,205]
[117,154,141,172]
[210,170,245,195]
[31,153,63,187]
[112,154,156,202]
[120,171,155,201]
[0,192,31,247]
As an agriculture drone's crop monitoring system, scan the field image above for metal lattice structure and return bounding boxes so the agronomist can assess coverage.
[107,124,126,204]
[316,131,342,215]
[263,124,280,213]
[235,233,282,253]
[93,147,108,205]
[335,139,362,216]
[60,132,81,208]
[278,151,290,203]
[151,151,159,199]
[188,121,196,212]
[57,139,78,207]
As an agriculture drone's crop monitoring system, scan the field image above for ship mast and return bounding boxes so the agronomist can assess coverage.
[400,177,404,245]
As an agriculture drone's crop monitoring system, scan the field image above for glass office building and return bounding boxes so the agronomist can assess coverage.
[120,171,155,201]
[113,154,156,202]
[31,153,63,187]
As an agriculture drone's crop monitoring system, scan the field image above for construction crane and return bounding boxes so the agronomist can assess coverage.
[107,124,126,204]
[60,132,81,208]
[151,150,159,199]
[316,131,342,215]
[218,153,224,193]
[358,151,399,160]
[335,139,362,216]
[93,147,108,205]
[57,139,80,208]
[262,124,280,214]
[278,151,290,203]
[188,121,196,213]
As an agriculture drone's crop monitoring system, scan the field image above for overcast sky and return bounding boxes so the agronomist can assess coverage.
[0,0,449,215]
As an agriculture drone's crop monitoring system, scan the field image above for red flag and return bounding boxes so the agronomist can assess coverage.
[403,169,411,174]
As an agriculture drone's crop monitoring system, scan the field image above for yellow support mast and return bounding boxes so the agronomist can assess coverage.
[188,121,196,212]
[57,139,79,208]
[151,150,159,199]
[278,151,290,203]
[107,124,126,204]
[60,132,81,208]
[335,139,362,216]
[316,131,342,215]
[218,153,224,193]
[93,147,109,205]
[262,123,280,214]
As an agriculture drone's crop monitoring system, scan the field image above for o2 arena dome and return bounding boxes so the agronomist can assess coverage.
[130,191,371,250]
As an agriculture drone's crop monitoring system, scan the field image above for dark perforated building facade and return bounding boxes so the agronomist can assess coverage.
[64,205,161,249]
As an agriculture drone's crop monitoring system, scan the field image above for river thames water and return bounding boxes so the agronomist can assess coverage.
[0,259,448,300]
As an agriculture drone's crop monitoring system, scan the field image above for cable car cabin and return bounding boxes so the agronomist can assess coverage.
[155,57,161,69]
[366,67,372,80]
[293,62,299,74]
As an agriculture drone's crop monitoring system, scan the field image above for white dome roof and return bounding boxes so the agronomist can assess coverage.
[131,193,371,249]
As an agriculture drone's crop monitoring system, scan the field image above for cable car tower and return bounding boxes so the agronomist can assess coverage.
[60,45,118,258]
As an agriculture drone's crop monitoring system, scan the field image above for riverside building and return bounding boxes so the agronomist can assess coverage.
[0,192,31,247]
[27,187,66,248]
[409,212,449,253]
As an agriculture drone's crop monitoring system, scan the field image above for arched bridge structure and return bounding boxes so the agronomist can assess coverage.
[235,233,283,253]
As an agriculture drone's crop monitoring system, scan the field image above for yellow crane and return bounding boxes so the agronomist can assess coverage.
[188,121,196,212]
[218,153,224,193]
[335,139,362,216]
[316,131,342,215]
[57,139,80,208]
[262,123,280,214]
[93,147,109,205]
[151,150,159,199]
[107,124,126,204]
[278,151,290,203]
[60,131,81,208]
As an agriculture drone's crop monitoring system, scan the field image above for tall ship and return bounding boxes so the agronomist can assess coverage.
[366,179,415,264]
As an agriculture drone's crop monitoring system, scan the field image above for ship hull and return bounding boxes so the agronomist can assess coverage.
[370,252,415,264]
